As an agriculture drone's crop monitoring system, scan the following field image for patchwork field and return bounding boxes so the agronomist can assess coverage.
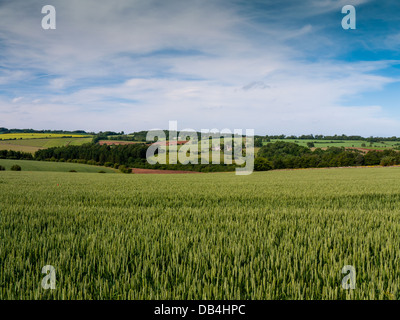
[1,167,400,299]
[267,139,400,150]
[0,133,88,140]
[0,137,93,153]
[99,140,143,146]
[0,159,116,173]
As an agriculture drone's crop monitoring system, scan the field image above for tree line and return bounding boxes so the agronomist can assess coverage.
[34,143,239,173]
[258,134,400,142]
[2,140,400,173]
[2,127,400,142]
[255,141,400,171]
[0,150,33,160]
[35,143,148,166]
[0,127,89,135]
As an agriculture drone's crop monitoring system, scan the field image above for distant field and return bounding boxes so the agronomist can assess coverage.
[0,133,89,140]
[0,159,116,173]
[0,137,93,153]
[266,139,400,150]
[0,144,41,153]
[99,140,144,146]
[106,135,136,140]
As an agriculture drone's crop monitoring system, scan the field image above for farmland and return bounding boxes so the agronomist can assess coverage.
[0,159,116,173]
[266,139,400,150]
[99,140,143,146]
[0,137,93,153]
[0,133,88,140]
[1,167,400,299]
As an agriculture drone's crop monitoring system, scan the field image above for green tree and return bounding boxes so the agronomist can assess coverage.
[254,157,272,171]
[11,165,21,171]
[254,138,263,148]
[380,156,395,166]
[118,165,131,174]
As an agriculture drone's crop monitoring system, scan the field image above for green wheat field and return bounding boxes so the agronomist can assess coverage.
[1,167,400,299]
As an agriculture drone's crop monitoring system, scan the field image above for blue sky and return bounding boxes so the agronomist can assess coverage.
[0,0,399,136]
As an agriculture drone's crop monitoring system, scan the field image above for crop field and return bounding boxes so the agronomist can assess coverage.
[0,133,88,140]
[147,150,235,165]
[267,139,400,150]
[0,143,42,154]
[148,140,252,164]
[1,167,400,300]
[0,159,116,173]
[99,140,144,146]
[0,138,93,153]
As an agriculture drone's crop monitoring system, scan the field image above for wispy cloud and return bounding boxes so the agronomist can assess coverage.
[11,97,24,103]
[0,0,399,135]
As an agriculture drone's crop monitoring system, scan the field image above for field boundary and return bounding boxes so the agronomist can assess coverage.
[131,168,202,174]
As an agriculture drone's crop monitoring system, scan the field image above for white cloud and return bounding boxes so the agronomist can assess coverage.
[49,78,72,90]
[11,97,24,103]
[0,0,398,136]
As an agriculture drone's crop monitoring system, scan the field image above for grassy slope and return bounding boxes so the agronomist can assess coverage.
[0,137,93,153]
[0,133,88,140]
[2,167,400,299]
[0,144,42,153]
[102,140,143,144]
[150,139,398,164]
[0,159,116,173]
[267,139,399,150]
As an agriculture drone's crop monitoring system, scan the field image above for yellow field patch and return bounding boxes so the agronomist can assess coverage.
[0,133,87,140]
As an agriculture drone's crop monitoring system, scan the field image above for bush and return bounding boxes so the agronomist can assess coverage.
[104,162,113,167]
[98,170,106,173]
[0,165,5,171]
[380,156,396,167]
[11,165,21,171]
[254,139,263,148]
[69,170,77,173]
[118,165,131,174]
[254,157,273,171]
